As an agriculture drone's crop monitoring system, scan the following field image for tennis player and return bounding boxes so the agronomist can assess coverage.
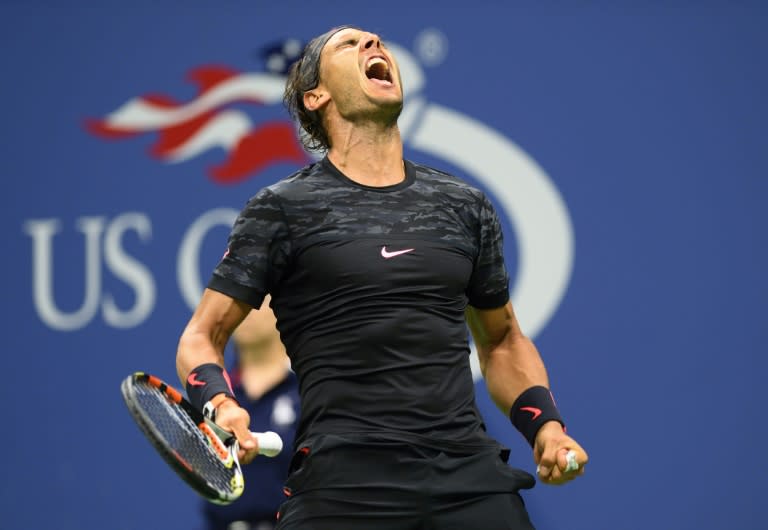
[176,24,589,529]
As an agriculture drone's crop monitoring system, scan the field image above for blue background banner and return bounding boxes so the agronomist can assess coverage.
[2,2,766,529]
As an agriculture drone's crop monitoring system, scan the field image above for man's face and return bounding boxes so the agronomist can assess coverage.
[317,27,403,119]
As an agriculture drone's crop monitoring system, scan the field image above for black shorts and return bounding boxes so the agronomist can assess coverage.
[275,434,536,530]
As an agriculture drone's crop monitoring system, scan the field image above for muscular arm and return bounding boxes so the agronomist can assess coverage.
[176,288,263,461]
[175,288,253,384]
[465,301,549,412]
[466,301,589,484]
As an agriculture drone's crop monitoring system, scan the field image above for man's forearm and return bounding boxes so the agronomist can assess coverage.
[481,334,550,413]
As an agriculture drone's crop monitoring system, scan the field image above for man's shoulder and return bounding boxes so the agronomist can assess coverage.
[257,158,343,203]
[239,160,326,210]
[408,159,485,199]
[266,160,326,194]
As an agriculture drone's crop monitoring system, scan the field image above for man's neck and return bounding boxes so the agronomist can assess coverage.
[327,122,405,187]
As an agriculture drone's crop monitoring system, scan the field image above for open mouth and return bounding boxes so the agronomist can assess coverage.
[365,57,393,85]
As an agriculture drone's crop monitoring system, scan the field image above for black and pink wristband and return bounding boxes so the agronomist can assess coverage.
[185,363,236,412]
[509,385,565,447]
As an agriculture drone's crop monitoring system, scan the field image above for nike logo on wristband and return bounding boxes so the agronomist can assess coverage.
[520,406,542,420]
[381,246,414,259]
[187,372,206,386]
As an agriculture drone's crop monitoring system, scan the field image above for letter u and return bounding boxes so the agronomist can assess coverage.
[24,217,104,331]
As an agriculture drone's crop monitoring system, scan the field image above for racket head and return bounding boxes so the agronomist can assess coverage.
[120,372,244,505]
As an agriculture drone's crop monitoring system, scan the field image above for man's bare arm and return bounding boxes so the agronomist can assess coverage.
[175,288,261,462]
[176,288,252,383]
[465,301,548,413]
[466,300,588,485]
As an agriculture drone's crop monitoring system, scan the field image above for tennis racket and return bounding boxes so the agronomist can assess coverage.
[120,371,284,505]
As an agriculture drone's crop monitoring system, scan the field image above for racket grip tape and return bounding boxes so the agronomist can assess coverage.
[253,431,283,457]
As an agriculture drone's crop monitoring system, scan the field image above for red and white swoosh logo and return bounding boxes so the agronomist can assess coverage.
[381,246,414,259]
[187,372,206,386]
[520,406,542,420]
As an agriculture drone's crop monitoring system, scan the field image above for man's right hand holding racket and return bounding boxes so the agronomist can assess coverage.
[207,394,260,464]
[176,292,285,466]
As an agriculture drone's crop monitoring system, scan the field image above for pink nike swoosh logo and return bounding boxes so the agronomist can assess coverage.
[520,406,542,420]
[187,373,206,387]
[381,246,415,259]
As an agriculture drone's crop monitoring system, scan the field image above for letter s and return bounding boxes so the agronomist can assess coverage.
[102,212,156,328]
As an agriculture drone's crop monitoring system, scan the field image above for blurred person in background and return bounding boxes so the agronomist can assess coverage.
[200,295,299,530]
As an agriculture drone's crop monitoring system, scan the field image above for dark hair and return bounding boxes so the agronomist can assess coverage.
[283,25,358,152]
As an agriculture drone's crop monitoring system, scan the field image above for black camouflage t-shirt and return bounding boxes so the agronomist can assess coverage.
[209,157,510,450]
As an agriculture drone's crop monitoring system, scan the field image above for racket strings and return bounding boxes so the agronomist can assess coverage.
[132,383,236,493]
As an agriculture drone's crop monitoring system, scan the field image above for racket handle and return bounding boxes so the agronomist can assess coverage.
[253,431,283,457]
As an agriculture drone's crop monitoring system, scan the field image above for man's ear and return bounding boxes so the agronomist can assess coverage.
[303,88,329,112]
